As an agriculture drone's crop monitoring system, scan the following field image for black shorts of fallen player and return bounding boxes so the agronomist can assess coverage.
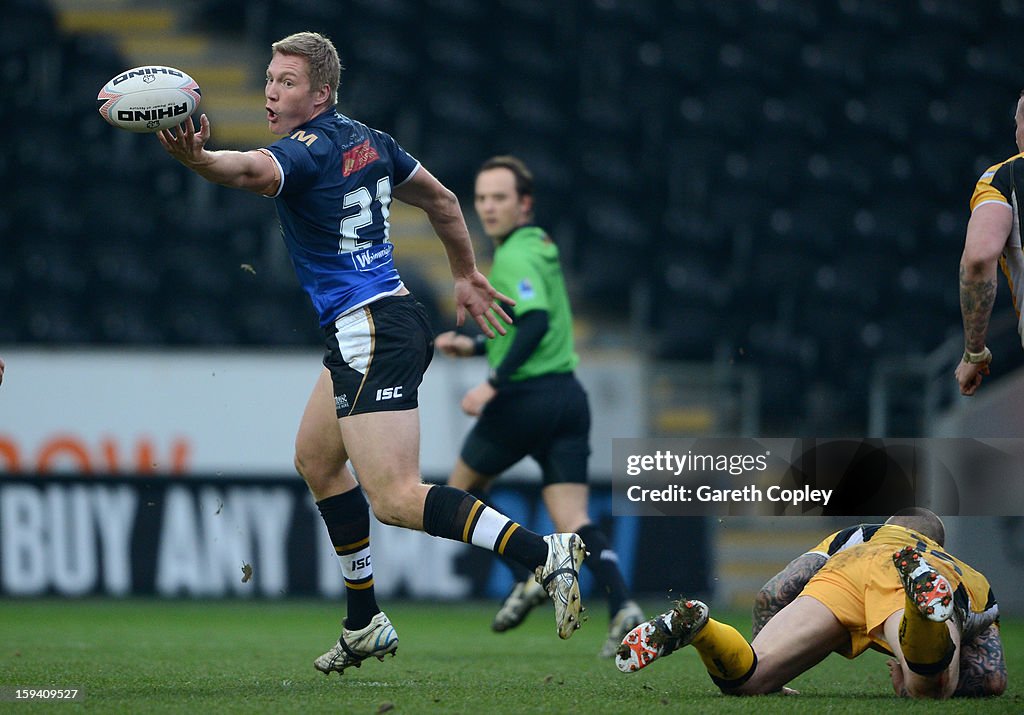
[323,294,434,417]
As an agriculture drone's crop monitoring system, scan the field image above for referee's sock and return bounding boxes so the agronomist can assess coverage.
[423,485,548,570]
[576,522,630,616]
[691,620,758,690]
[316,488,379,631]
[899,608,955,676]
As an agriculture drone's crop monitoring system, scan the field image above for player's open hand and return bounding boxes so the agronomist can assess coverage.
[955,357,991,396]
[454,271,515,338]
[156,113,211,166]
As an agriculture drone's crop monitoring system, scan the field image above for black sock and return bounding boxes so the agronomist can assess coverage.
[423,485,548,571]
[470,489,533,582]
[317,489,379,631]
[577,523,630,616]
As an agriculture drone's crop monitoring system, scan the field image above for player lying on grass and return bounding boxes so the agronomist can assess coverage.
[616,508,1006,699]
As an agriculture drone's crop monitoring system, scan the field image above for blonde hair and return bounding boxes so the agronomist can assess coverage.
[271,31,342,105]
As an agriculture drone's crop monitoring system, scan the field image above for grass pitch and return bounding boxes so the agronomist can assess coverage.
[1,599,1020,714]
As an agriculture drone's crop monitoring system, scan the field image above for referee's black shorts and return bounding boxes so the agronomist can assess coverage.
[460,372,591,485]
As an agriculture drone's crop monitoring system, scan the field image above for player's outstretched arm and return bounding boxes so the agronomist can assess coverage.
[752,553,827,637]
[394,168,514,337]
[156,114,279,195]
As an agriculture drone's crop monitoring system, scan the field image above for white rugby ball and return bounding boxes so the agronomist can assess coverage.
[97,65,201,133]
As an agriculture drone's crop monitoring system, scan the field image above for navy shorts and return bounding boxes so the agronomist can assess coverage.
[323,294,434,417]
[460,372,591,485]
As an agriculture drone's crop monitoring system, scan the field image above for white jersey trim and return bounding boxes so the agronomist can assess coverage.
[395,162,421,188]
[329,282,407,324]
[973,198,1012,211]
[264,149,286,198]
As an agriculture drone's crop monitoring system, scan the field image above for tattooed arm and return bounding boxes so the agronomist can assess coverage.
[954,623,1007,698]
[955,202,1011,396]
[751,552,828,638]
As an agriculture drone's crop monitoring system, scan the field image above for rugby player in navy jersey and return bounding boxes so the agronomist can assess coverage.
[157,31,587,675]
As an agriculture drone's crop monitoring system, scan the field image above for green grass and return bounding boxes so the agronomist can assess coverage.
[0,599,1020,714]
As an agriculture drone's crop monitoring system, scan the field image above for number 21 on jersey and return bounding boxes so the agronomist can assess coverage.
[339,176,392,253]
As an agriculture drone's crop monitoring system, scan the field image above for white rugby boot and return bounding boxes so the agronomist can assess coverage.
[313,611,398,675]
[536,533,587,639]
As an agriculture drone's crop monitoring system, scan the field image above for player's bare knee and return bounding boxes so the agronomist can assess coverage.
[293,452,309,479]
[294,450,329,483]
[904,675,952,700]
[362,482,418,528]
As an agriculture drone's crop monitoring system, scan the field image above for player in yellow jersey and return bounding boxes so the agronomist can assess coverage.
[615,508,1006,699]
[956,90,1024,395]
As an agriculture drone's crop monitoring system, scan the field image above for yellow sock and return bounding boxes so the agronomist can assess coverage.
[691,619,756,687]
[899,606,954,675]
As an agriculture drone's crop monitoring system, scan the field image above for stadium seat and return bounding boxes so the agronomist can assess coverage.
[799,30,869,88]
[11,0,1024,438]
[833,0,907,33]
[869,33,951,89]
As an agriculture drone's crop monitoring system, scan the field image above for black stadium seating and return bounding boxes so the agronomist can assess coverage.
[7,0,1024,434]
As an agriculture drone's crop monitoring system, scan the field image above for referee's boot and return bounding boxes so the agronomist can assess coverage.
[492,577,547,632]
[600,601,646,658]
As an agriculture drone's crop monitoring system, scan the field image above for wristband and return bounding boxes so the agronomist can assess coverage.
[962,347,992,364]
[473,334,487,356]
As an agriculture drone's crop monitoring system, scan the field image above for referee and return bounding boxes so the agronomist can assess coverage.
[436,155,643,657]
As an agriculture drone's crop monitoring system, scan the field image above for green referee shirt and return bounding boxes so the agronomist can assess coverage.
[486,225,579,381]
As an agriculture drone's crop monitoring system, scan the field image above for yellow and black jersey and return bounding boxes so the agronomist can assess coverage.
[805,523,997,619]
[971,153,1024,344]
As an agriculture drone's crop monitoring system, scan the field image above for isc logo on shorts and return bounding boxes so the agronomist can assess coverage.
[376,386,403,401]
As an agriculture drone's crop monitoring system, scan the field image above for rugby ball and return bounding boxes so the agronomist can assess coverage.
[97,66,201,133]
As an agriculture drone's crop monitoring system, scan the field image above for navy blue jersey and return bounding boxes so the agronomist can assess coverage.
[265,108,420,325]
